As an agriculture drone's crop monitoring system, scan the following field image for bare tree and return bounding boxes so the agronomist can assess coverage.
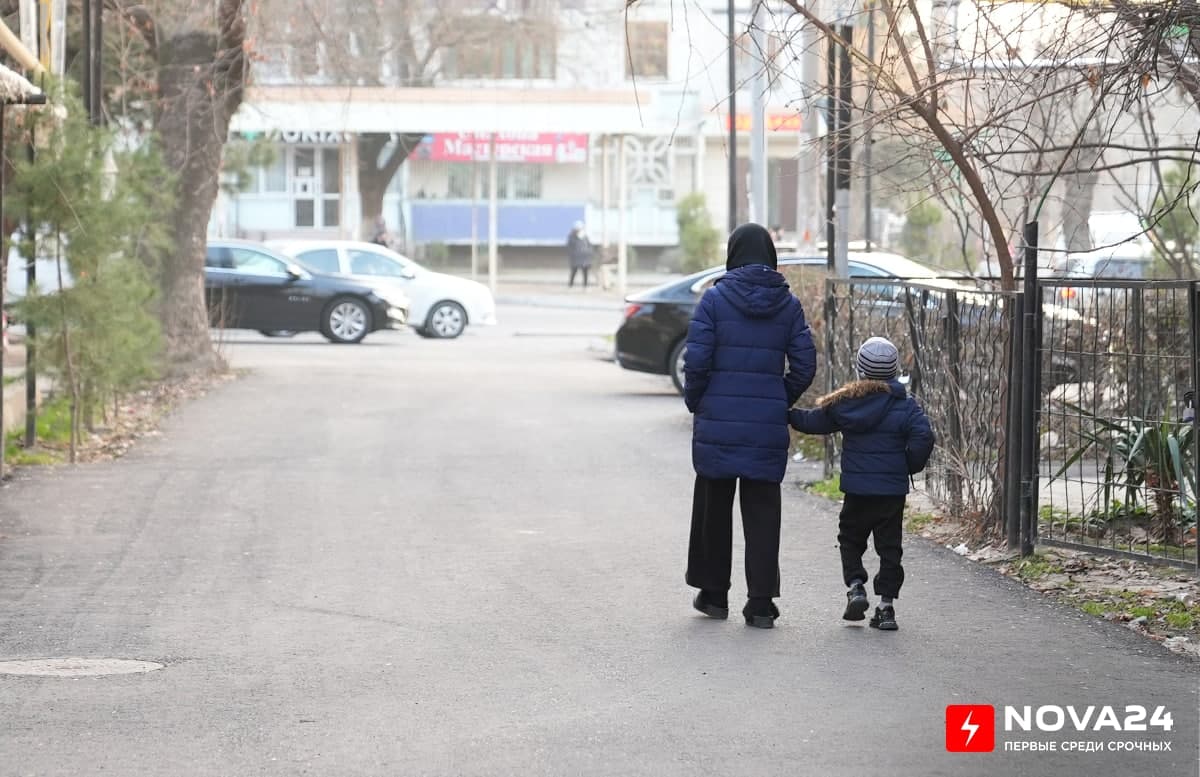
[106,0,248,374]
[705,0,1197,289]
[253,0,560,237]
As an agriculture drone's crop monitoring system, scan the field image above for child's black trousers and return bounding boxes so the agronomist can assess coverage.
[686,475,781,599]
[838,493,906,598]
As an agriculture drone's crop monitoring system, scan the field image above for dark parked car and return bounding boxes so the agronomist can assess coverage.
[615,251,1069,393]
[204,239,408,344]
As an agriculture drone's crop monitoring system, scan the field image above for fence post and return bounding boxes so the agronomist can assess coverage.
[1006,293,1024,550]
[944,289,963,513]
[1191,282,1199,573]
[1131,288,1145,417]
[823,278,837,480]
[903,287,925,401]
[1019,222,1039,556]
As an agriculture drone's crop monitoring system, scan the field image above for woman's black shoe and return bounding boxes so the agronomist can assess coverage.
[693,591,729,619]
[742,599,780,629]
[869,605,898,631]
[843,583,869,621]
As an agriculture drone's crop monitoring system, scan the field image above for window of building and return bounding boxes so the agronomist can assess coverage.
[260,153,287,193]
[444,24,556,79]
[445,163,541,200]
[447,164,476,199]
[626,21,668,79]
[505,164,542,199]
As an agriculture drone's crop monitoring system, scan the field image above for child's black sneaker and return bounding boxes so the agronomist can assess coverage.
[869,605,898,631]
[743,598,780,629]
[843,583,869,621]
[693,590,729,620]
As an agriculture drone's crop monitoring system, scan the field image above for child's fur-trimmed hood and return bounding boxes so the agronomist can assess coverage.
[816,379,895,409]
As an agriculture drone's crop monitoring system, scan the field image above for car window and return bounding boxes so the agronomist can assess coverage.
[297,249,341,274]
[1095,258,1148,279]
[230,247,288,276]
[848,261,896,298]
[205,246,233,269]
[348,249,406,278]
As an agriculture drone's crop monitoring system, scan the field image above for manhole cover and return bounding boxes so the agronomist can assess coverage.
[0,658,164,677]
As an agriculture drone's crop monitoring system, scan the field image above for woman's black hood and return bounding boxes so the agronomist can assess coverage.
[726,223,778,271]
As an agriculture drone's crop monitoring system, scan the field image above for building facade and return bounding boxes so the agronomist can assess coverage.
[213,1,819,262]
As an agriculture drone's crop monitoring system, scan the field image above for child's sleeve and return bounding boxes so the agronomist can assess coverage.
[789,406,839,435]
[904,399,936,474]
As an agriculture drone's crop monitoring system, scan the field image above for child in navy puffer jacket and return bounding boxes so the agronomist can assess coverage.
[789,337,934,631]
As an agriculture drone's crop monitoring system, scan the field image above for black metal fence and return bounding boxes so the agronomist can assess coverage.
[1036,281,1197,567]
[818,273,1199,571]
[822,278,1015,523]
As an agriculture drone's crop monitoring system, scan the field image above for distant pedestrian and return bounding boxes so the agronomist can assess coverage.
[788,337,935,631]
[685,223,816,628]
[370,216,391,248]
[566,221,593,288]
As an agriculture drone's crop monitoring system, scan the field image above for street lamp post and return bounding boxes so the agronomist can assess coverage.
[727,0,738,233]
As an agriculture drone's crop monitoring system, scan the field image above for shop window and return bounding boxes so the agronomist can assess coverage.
[260,153,287,193]
[505,164,542,199]
[447,164,476,199]
[323,200,340,228]
[322,149,341,194]
[626,21,668,79]
[444,163,541,200]
[295,200,315,227]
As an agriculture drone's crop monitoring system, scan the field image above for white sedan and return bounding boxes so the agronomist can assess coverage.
[268,240,497,339]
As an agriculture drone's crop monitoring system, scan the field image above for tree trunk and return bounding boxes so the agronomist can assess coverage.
[356,132,424,239]
[155,24,244,376]
[1062,123,1101,254]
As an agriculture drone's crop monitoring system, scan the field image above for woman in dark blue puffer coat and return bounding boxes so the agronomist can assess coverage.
[683,223,816,628]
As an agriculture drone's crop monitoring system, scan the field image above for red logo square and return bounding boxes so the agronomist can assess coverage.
[946,705,995,752]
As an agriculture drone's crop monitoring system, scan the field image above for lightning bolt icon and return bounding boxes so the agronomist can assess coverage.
[961,711,980,747]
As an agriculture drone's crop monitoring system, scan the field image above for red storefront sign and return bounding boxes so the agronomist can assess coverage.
[417,133,589,164]
[723,113,803,132]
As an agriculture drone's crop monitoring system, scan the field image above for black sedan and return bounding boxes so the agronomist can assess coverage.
[204,239,407,344]
[615,252,959,393]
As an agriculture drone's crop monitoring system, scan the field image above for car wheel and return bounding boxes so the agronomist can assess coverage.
[669,339,686,395]
[425,301,467,339]
[258,330,297,338]
[323,297,372,344]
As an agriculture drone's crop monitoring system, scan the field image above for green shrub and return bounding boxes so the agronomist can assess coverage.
[677,193,720,273]
[10,85,172,459]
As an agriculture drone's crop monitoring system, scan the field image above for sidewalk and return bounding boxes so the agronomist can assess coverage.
[481,269,683,311]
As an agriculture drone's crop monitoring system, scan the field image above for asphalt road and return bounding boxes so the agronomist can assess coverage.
[1,305,1197,777]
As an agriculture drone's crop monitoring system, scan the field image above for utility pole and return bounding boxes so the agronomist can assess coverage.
[617,135,628,297]
[487,133,498,294]
[749,1,767,226]
[90,0,101,124]
[835,4,852,277]
[727,0,738,233]
[864,3,875,251]
[825,33,835,272]
[81,0,90,117]
[600,135,610,290]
